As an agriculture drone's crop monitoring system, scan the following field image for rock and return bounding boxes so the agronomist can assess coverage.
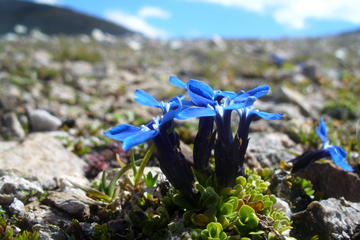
[295,161,360,202]
[0,141,17,153]
[291,198,360,240]
[65,61,93,77]
[0,133,88,186]
[1,112,25,138]
[0,170,43,202]
[50,84,77,104]
[277,86,319,119]
[29,109,62,132]
[255,100,306,122]
[273,197,292,219]
[0,193,14,205]
[301,60,318,82]
[33,50,52,66]
[44,191,94,221]
[9,198,26,217]
[246,132,300,168]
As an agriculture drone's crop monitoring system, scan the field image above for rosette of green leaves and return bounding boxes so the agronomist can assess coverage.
[173,170,293,239]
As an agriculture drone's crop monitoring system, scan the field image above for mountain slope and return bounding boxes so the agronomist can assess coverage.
[0,0,133,36]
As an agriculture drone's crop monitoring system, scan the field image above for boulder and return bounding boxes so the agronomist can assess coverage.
[0,133,88,186]
[295,161,360,202]
[29,109,62,132]
[292,198,360,240]
[1,112,25,138]
[246,132,301,168]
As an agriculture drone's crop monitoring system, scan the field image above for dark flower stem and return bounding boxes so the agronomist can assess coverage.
[290,150,330,173]
[153,121,195,199]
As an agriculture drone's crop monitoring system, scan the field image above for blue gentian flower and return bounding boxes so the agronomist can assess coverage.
[316,118,353,171]
[134,89,192,116]
[291,118,353,172]
[105,93,195,198]
[104,117,161,151]
[172,77,283,186]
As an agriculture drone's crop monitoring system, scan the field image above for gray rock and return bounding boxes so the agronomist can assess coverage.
[0,133,88,186]
[49,84,77,104]
[0,193,14,205]
[276,86,319,119]
[9,198,26,217]
[1,112,25,138]
[33,50,52,66]
[29,109,62,132]
[0,170,43,197]
[65,61,93,77]
[246,132,301,168]
[295,161,360,202]
[273,197,292,219]
[44,191,99,221]
[291,198,360,240]
[301,60,318,82]
[0,141,17,153]
[255,100,306,122]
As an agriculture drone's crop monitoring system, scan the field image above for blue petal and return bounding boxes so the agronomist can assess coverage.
[250,111,284,120]
[162,108,179,123]
[214,90,236,99]
[187,80,215,106]
[327,145,353,171]
[247,85,270,98]
[316,118,328,144]
[169,76,187,89]
[224,103,248,111]
[177,107,216,120]
[104,124,141,141]
[232,95,256,106]
[134,89,160,108]
[123,129,158,150]
[181,100,195,108]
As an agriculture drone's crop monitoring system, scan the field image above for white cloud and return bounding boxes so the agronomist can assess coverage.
[138,6,171,19]
[34,0,60,5]
[105,10,168,38]
[190,0,360,29]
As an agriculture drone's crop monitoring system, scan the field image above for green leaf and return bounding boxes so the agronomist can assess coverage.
[130,149,137,175]
[239,205,259,229]
[101,171,107,194]
[206,222,222,238]
[236,176,247,186]
[144,171,159,188]
[71,181,112,202]
[134,144,155,185]
[220,203,234,216]
[107,158,143,199]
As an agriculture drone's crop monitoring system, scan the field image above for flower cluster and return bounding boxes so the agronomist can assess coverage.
[290,118,353,172]
[105,76,283,197]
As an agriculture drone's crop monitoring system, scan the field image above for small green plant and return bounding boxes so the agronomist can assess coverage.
[200,222,227,240]
[74,145,155,203]
[93,224,112,240]
[171,170,293,239]
[289,177,315,199]
[0,217,39,240]
[144,172,159,188]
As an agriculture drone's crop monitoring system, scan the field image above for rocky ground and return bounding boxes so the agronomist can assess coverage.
[0,32,360,239]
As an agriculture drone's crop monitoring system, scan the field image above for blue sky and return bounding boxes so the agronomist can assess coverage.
[33,0,360,39]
